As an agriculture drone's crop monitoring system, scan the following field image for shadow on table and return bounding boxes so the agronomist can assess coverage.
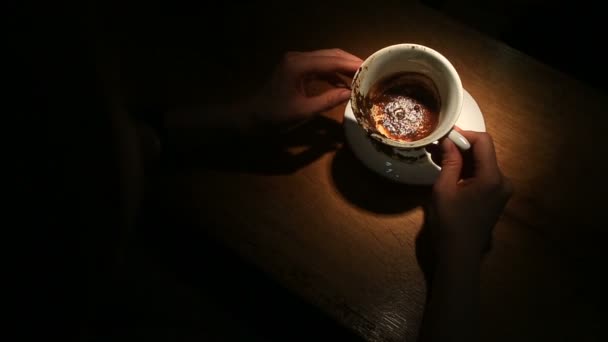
[330,146,432,214]
[173,115,343,175]
[85,197,365,341]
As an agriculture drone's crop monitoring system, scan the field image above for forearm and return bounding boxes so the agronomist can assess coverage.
[163,95,264,152]
[419,239,482,342]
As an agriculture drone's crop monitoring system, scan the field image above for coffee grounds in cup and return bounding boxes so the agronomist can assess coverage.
[369,72,440,142]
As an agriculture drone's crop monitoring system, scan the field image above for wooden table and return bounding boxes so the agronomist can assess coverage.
[127,1,608,341]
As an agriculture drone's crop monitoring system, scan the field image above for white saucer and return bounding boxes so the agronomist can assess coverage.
[343,89,486,185]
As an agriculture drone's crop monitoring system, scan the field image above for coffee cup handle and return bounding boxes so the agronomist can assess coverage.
[447,129,470,150]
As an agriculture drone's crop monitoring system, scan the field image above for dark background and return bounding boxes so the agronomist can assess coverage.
[424,0,606,92]
[11,0,605,340]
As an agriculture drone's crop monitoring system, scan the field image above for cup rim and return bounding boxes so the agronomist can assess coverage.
[351,43,463,149]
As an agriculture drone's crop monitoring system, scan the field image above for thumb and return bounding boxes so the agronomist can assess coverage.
[435,138,463,187]
[298,88,351,114]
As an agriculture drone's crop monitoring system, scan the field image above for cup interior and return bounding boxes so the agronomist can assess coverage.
[351,44,463,148]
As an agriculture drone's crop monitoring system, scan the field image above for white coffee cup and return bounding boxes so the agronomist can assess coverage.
[350,44,470,152]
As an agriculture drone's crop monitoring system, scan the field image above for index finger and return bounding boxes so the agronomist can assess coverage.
[459,130,500,180]
[300,49,364,62]
[290,55,362,77]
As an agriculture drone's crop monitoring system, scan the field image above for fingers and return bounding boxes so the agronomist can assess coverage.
[296,88,352,115]
[459,131,500,181]
[435,138,463,188]
[319,72,351,88]
[286,54,362,77]
[458,131,513,197]
[290,49,363,62]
